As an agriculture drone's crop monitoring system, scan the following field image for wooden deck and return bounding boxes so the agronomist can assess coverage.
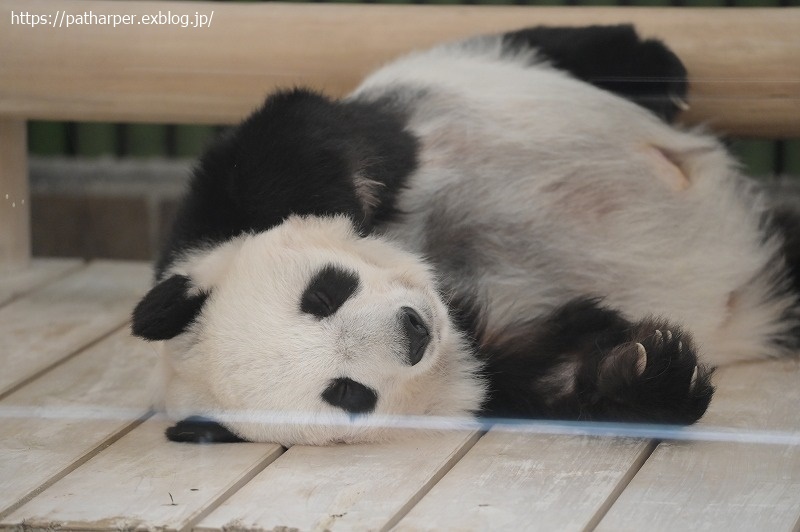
[1,259,799,532]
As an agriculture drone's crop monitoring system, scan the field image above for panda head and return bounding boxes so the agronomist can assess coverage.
[132,215,485,445]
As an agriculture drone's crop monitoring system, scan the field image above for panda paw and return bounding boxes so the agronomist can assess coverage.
[611,38,690,123]
[165,416,247,444]
[591,321,714,424]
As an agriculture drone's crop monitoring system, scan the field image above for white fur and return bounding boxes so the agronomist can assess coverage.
[152,36,797,444]
[158,216,484,445]
[358,38,796,365]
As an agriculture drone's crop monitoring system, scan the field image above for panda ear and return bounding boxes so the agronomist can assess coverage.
[131,274,209,341]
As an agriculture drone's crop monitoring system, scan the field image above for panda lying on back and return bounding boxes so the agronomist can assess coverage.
[132,25,800,445]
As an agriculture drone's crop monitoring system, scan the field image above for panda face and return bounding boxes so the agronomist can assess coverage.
[156,215,485,445]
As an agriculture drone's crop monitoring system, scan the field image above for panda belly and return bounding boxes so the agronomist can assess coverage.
[376,72,788,366]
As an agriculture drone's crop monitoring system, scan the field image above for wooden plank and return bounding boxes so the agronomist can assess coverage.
[597,358,800,531]
[0,119,29,272]
[395,433,652,531]
[0,261,151,397]
[0,329,155,516]
[2,418,283,531]
[0,1,798,136]
[196,431,480,531]
[0,258,83,307]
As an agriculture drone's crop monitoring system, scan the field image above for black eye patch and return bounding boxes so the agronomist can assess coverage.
[300,264,360,319]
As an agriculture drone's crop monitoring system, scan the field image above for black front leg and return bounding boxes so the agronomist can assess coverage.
[501,25,689,123]
[166,416,247,444]
[479,298,714,425]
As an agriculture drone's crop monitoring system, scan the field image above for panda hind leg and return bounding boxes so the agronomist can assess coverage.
[479,297,715,425]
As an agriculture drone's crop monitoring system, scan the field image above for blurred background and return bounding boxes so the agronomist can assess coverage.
[27,0,800,262]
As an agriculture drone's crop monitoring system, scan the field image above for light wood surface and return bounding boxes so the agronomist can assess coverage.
[396,433,652,531]
[0,329,155,517]
[0,1,797,136]
[3,419,283,531]
[196,431,480,531]
[0,261,799,530]
[0,120,29,272]
[0,259,82,306]
[0,261,151,398]
[596,359,800,531]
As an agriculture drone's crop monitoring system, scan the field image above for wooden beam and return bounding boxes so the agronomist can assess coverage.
[0,1,798,136]
[0,120,29,272]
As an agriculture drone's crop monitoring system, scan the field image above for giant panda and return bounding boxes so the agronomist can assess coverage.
[131,25,800,446]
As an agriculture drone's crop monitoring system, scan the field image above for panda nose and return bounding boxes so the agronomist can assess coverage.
[322,378,378,415]
[401,306,430,366]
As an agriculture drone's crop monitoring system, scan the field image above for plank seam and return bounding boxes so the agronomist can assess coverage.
[582,439,659,532]
[184,446,287,532]
[0,321,129,402]
[0,260,87,309]
[0,410,155,522]
[381,430,486,532]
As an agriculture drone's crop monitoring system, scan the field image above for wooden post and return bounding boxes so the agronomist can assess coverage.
[0,120,30,272]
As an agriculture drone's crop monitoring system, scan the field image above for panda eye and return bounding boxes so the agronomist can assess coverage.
[301,265,360,319]
[310,290,334,315]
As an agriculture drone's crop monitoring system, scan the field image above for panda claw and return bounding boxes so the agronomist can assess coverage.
[653,330,663,346]
[670,93,691,112]
[635,342,647,376]
[665,330,672,342]
[690,365,699,390]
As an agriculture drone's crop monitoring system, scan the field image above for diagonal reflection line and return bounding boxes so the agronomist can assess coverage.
[2,405,799,446]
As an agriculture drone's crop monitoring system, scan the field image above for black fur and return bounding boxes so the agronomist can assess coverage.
[321,377,379,415]
[166,416,247,444]
[502,25,688,122]
[769,205,800,348]
[771,206,800,296]
[156,88,419,278]
[131,275,209,341]
[301,265,361,319]
[455,297,714,424]
[154,26,686,280]
[400,306,431,366]
[143,26,723,438]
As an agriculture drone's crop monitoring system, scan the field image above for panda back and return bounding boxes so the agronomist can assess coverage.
[351,34,796,365]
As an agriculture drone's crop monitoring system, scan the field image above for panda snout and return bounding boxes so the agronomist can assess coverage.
[400,306,430,366]
[322,377,378,415]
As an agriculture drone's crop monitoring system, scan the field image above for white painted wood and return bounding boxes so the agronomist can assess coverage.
[196,430,480,531]
[395,432,651,531]
[0,119,30,272]
[0,258,83,306]
[2,418,283,531]
[0,329,156,515]
[0,260,151,396]
[597,359,800,531]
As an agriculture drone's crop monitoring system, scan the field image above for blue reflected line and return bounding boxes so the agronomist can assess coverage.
[1,405,798,446]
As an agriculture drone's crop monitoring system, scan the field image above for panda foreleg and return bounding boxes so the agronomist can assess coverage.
[501,25,688,122]
[165,416,247,444]
[479,297,715,425]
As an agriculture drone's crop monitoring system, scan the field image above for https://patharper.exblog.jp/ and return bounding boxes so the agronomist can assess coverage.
[10,9,214,29]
